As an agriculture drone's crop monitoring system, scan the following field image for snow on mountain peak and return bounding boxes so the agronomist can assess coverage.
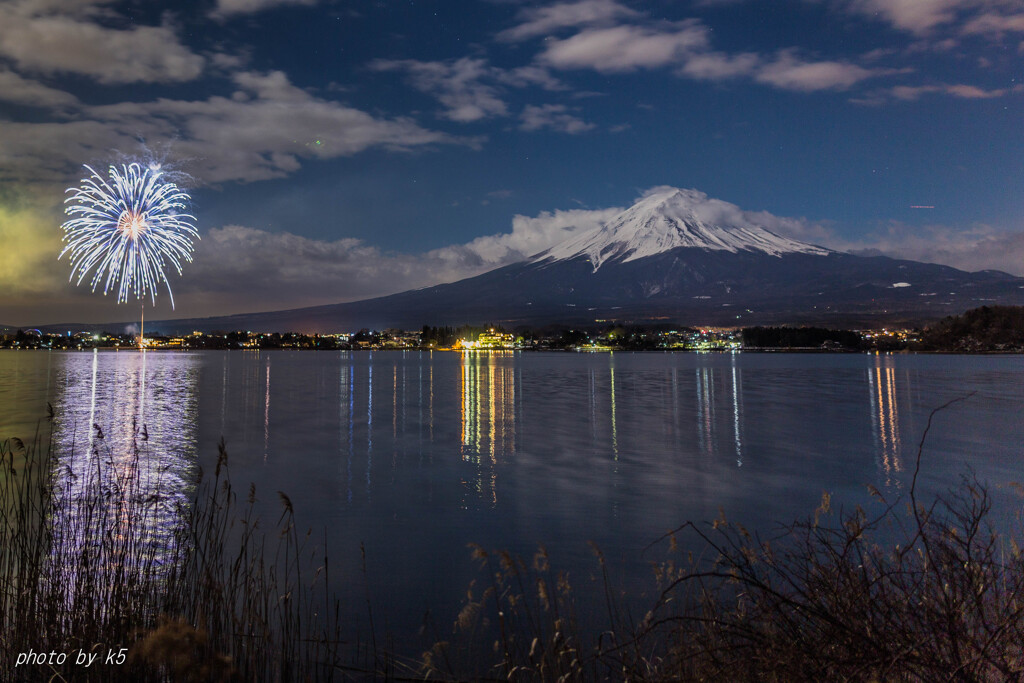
[534,186,831,271]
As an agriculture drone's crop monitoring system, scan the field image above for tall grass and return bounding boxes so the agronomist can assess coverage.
[3,398,1023,681]
[423,396,1024,681]
[0,416,345,681]
[639,398,1024,681]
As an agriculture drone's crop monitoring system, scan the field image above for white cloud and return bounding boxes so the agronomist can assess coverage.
[529,16,896,92]
[845,0,966,34]
[370,58,566,123]
[539,22,710,72]
[0,69,78,107]
[211,0,318,18]
[0,70,465,184]
[943,83,1016,98]
[168,205,622,315]
[0,119,128,182]
[755,50,881,91]
[208,51,251,72]
[845,223,1024,276]
[854,81,1024,103]
[497,65,567,91]
[963,11,1024,36]
[723,193,1024,276]
[371,57,510,122]
[677,52,760,80]
[438,206,621,264]
[0,0,204,83]
[497,0,642,41]
[502,0,1014,102]
[842,0,1024,39]
[519,104,596,133]
[179,226,413,309]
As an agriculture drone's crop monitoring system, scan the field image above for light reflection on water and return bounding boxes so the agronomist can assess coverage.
[49,350,198,582]
[732,356,743,467]
[869,357,904,488]
[2,350,1021,646]
[460,351,517,505]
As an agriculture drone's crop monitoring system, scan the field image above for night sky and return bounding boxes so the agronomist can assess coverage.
[1,0,1022,326]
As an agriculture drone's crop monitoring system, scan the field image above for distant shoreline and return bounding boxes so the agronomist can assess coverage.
[3,347,1023,355]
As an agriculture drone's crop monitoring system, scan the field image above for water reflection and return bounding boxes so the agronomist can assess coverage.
[367,360,373,494]
[695,366,717,459]
[52,351,199,580]
[264,357,271,461]
[868,357,903,487]
[5,348,1020,659]
[696,364,743,464]
[609,359,619,460]
[669,360,744,467]
[460,351,517,504]
[340,357,354,503]
[731,356,743,467]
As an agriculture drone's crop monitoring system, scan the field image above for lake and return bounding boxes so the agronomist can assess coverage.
[1,349,1021,651]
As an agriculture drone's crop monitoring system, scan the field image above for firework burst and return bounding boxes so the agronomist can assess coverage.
[60,163,198,308]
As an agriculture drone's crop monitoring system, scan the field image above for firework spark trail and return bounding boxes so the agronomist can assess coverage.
[60,163,198,308]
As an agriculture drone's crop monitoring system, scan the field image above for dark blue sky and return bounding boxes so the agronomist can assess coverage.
[1,0,1022,324]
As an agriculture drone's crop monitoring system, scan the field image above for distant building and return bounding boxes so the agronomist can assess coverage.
[458,329,520,350]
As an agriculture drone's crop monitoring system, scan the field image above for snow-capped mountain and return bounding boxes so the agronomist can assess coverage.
[535,187,829,270]
[131,188,1024,333]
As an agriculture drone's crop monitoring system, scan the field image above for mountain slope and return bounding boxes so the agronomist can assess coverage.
[66,187,1024,333]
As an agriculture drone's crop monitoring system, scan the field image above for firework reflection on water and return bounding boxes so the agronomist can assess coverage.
[50,351,199,595]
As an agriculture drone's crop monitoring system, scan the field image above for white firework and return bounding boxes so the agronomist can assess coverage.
[60,163,198,308]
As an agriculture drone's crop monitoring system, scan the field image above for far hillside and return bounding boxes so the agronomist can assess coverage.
[919,305,1024,352]
[741,326,863,350]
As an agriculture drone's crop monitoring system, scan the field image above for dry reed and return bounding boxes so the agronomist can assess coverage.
[0,414,345,681]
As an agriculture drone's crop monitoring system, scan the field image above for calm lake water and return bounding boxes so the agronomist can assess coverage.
[1,349,1022,648]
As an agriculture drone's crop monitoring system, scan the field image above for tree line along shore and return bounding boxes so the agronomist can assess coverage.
[3,305,1023,353]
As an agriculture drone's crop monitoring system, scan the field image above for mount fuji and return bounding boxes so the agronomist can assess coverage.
[148,187,1024,332]
[537,187,830,270]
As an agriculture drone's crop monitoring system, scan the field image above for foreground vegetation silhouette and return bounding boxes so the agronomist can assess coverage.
[2,397,1022,681]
